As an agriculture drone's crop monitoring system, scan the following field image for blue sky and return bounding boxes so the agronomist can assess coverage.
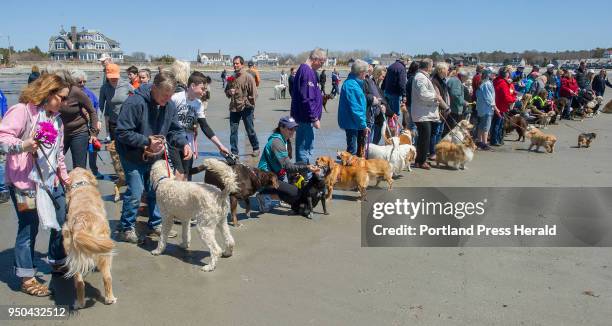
[2,0,611,60]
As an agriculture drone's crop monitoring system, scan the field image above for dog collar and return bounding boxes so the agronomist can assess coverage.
[70,180,90,191]
[153,176,169,192]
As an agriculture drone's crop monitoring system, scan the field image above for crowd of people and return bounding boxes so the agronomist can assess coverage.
[0,46,610,298]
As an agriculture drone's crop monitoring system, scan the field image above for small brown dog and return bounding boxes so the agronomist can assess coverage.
[504,114,528,142]
[106,141,126,202]
[577,133,596,148]
[322,94,333,112]
[63,168,116,308]
[315,156,369,201]
[601,99,612,113]
[527,128,557,153]
[434,137,477,170]
[337,151,393,189]
[385,129,413,146]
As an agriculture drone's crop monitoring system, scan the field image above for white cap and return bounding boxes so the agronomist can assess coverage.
[98,53,111,61]
[546,64,555,69]
[587,69,595,74]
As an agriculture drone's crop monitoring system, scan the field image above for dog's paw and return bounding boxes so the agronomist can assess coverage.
[180,242,190,250]
[151,249,162,256]
[201,265,216,272]
[222,250,233,258]
[105,296,117,305]
[231,222,243,228]
[76,301,86,309]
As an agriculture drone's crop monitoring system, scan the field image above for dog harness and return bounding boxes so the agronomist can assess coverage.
[69,180,90,191]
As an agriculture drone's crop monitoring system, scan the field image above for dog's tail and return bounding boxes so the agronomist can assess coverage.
[201,158,239,197]
[189,164,207,176]
[63,219,114,278]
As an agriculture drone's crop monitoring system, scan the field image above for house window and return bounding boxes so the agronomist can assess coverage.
[96,43,105,50]
[55,42,66,50]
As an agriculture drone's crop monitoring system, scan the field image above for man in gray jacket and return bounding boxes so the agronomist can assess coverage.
[99,63,134,140]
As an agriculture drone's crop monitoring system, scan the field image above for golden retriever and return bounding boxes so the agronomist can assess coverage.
[527,129,557,153]
[337,151,393,189]
[315,156,369,201]
[63,168,116,308]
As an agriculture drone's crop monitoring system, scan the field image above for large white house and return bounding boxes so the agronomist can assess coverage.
[197,50,231,66]
[251,51,279,66]
[49,26,123,62]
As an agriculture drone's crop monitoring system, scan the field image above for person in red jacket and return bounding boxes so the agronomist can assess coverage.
[559,70,579,119]
[490,66,516,146]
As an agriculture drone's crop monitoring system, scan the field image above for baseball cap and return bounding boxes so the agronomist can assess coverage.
[279,116,298,129]
[546,64,555,69]
[106,64,120,79]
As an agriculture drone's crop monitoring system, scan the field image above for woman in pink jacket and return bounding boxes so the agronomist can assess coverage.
[0,74,71,297]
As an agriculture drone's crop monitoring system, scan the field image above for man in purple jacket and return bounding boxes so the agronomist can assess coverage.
[290,48,326,164]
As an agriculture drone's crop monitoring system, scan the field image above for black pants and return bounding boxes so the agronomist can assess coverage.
[88,150,99,174]
[445,112,464,136]
[168,146,194,180]
[415,121,432,165]
[108,121,117,141]
[64,130,89,169]
[260,181,299,205]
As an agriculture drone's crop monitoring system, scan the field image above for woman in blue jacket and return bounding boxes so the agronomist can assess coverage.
[338,59,369,156]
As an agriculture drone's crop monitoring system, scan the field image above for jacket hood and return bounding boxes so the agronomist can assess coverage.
[134,83,153,104]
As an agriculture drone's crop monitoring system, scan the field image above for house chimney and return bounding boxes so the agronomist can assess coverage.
[71,26,77,44]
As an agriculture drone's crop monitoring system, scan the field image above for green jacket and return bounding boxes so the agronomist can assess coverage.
[447,76,466,115]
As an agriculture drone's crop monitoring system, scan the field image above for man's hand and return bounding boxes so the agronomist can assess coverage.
[218,144,230,155]
[97,121,102,130]
[148,136,164,153]
[183,144,193,160]
[313,120,321,129]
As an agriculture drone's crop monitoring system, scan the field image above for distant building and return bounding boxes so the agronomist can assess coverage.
[325,57,337,67]
[197,50,231,66]
[604,50,612,59]
[510,57,526,67]
[378,52,411,66]
[252,51,279,66]
[49,26,123,62]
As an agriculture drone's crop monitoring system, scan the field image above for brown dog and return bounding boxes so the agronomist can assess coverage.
[192,163,279,227]
[315,156,369,201]
[63,168,116,308]
[434,137,476,170]
[106,141,126,202]
[385,129,413,146]
[504,114,527,142]
[527,129,557,153]
[601,98,612,113]
[577,133,596,148]
[322,94,333,112]
[337,151,393,189]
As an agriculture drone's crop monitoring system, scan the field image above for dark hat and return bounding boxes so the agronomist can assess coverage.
[279,116,298,129]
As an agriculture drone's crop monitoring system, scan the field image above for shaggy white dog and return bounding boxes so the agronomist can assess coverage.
[150,158,239,272]
[367,137,416,174]
[274,84,286,100]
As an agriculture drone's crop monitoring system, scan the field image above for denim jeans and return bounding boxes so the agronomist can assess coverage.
[118,157,161,231]
[229,107,259,155]
[0,161,6,193]
[64,130,89,169]
[368,122,383,145]
[88,150,99,174]
[490,114,505,145]
[295,122,315,164]
[429,121,444,155]
[384,92,401,116]
[345,129,367,156]
[9,186,66,277]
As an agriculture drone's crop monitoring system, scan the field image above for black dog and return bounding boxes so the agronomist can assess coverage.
[290,168,330,219]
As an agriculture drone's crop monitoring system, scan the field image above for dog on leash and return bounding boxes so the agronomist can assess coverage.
[441,119,474,144]
[150,159,238,272]
[504,114,528,142]
[322,94,333,112]
[106,141,126,202]
[191,162,279,227]
[577,133,596,148]
[291,167,330,218]
[315,156,369,201]
[273,84,286,100]
[434,137,477,170]
[537,111,556,129]
[63,168,116,308]
[527,128,557,153]
[337,151,393,189]
[367,137,416,174]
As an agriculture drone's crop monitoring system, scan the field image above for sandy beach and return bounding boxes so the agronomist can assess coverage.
[0,72,611,325]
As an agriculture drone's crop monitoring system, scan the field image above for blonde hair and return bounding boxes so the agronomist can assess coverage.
[169,60,190,86]
[373,66,387,80]
[434,62,449,76]
[19,74,70,106]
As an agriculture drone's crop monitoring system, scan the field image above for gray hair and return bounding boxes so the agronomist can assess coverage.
[373,65,387,80]
[351,59,369,75]
[44,63,75,85]
[169,60,190,86]
[70,69,87,82]
[434,62,449,76]
[309,48,327,61]
[153,70,177,91]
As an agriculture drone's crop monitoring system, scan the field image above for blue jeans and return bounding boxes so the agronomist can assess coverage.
[345,129,360,155]
[295,122,315,164]
[368,122,383,144]
[229,107,259,155]
[384,92,401,116]
[0,162,6,193]
[118,157,161,231]
[10,186,66,277]
[429,121,443,155]
[490,114,505,145]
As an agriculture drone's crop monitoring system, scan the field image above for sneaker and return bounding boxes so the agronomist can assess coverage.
[151,225,177,238]
[93,171,104,180]
[117,229,139,244]
[251,149,260,158]
[0,191,9,204]
[256,194,273,213]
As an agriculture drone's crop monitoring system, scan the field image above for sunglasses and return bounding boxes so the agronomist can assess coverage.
[78,80,87,84]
